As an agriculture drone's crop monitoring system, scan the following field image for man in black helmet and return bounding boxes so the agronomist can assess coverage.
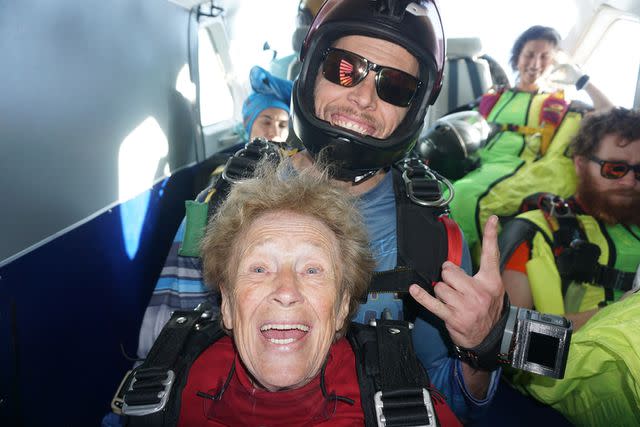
[137,0,505,422]
[287,0,504,420]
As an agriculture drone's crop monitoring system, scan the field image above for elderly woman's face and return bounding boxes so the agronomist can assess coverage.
[221,210,349,391]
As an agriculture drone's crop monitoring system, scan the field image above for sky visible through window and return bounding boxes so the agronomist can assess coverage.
[221,0,636,108]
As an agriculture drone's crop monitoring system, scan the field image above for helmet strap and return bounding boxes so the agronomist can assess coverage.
[351,170,380,186]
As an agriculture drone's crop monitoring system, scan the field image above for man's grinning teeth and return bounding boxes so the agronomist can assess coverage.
[333,120,370,136]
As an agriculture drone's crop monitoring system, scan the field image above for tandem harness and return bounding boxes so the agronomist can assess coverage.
[179,137,464,300]
[113,305,443,427]
[500,193,636,303]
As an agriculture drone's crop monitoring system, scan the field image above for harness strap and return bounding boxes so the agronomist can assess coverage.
[350,320,438,427]
[117,307,224,426]
[366,165,452,300]
[118,310,202,416]
[374,319,437,426]
[439,216,463,266]
[521,193,634,299]
[593,265,636,292]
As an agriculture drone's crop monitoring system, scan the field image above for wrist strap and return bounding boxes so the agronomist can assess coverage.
[453,294,510,371]
[575,74,590,91]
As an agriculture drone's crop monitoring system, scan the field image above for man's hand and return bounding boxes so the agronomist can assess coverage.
[409,215,505,348]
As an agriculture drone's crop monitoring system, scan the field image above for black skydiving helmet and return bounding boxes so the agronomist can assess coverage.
[291,0,445,183]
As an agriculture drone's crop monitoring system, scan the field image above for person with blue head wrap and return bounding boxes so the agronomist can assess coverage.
[242,66,293,142]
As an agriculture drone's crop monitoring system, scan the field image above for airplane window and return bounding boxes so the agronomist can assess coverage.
[226,0,299,85]
[199,27,235,127]
[577,18,640,108]
[439,0,577,85]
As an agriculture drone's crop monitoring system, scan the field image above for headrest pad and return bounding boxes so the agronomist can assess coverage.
[447,37,483,58]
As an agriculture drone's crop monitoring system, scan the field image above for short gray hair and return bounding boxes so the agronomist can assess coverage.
[201,157,375,338]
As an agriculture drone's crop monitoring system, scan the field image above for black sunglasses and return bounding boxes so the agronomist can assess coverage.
[321,48,422,108]
[589,155,640,181]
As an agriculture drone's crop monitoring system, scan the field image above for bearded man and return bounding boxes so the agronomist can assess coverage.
[500,106,640,330]
[498,106,640,426]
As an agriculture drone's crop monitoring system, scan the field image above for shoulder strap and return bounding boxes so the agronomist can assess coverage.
[348,320,439,427]
[538,90,569,155]
[498,217,541,272]
[367,164,450,300]
[117,308,224,427]
[478,87,506,118]
[439,215,463,266]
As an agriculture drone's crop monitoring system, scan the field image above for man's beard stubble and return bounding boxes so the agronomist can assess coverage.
[576,171,640,226]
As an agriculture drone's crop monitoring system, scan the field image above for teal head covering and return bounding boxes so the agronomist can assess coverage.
[242,66,293,136]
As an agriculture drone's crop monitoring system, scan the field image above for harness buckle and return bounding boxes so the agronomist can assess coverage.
[539,194,573,218]
[400,157,454,207]
[118,369,176,416]
[374,388,437,427]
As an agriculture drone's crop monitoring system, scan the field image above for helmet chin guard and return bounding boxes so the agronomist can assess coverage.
[291,0,445,182]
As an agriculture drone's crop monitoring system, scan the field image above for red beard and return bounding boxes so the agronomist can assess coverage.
[576,171,640,226]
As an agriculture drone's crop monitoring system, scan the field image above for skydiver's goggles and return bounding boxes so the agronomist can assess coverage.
[321,48,422,108]
[589,155,640,181]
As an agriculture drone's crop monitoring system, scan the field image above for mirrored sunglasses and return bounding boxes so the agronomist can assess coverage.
[589,155,640,181]
[321,48,422,108]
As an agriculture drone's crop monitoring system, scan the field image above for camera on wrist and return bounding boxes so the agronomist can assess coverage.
[499,306,572,379]
[453,298,572,379]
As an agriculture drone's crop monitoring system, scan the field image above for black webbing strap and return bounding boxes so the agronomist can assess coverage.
[386,167,447,294]
[464,58,484,100]
[121,311,225,427]
[121,310,200,415]
[593,265,635,292]
[448,60,458,111]
[373,319,437,426]
[531,194,632,299]
[144,310,201,369]
[367,267,426,302]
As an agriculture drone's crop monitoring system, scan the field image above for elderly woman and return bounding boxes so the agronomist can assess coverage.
[449,25,614,253]
[143,160,459,426]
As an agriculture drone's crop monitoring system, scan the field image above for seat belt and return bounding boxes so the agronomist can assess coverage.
[464,57,484,100]
[448,60,459,112]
